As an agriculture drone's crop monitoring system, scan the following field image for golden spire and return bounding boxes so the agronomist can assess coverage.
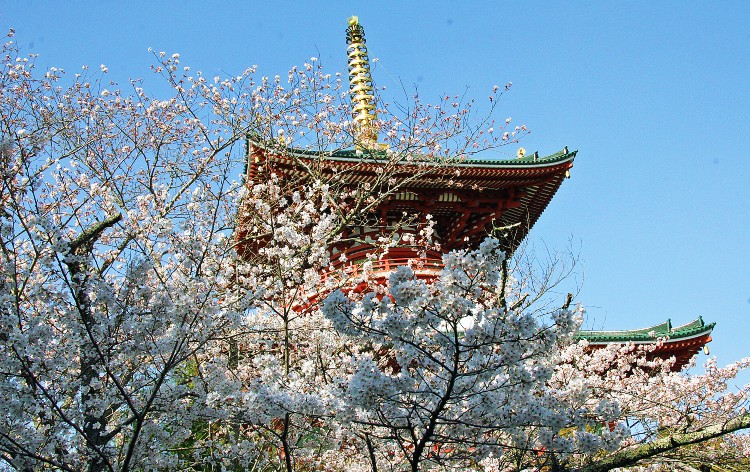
[346,16,385,150]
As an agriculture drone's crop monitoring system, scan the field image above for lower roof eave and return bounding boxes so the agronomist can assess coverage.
[580,330,713,346]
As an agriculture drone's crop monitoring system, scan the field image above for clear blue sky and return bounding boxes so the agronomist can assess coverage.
[2,1,748,384]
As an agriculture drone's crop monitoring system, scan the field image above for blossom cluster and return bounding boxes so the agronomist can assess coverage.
[321,238,632,470]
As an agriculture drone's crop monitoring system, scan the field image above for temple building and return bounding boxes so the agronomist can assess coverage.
[244,17,713,372]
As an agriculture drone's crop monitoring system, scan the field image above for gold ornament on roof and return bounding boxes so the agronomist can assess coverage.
[345,16,386,150]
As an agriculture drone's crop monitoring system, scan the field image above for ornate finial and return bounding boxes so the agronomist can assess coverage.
[345,16,385,150]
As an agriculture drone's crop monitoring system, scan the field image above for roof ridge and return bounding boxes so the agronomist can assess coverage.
[247,137,575,168]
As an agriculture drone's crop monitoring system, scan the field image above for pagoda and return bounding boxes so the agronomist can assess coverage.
[244,17,713,371]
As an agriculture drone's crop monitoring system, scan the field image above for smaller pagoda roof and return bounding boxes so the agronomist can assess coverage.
[576,316,714,344]
[576,317,714,372]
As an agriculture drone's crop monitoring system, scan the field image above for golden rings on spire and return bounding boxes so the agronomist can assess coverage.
[345,17,386,150]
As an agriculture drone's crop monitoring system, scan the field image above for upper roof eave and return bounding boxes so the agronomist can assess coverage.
[246,137,576,170]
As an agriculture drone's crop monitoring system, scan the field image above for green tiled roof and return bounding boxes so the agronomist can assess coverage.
[325,148,575,167]
[576,317,715,343]
[459,148,575,167]
[247,136,575,169]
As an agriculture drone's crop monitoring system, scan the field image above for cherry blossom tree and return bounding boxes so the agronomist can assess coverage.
[0,28,517,470]
[321,238,627,472]
[316,242,750,472]
[553,343,750,472]
[0,30,256,470]
[1,28,749,472]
